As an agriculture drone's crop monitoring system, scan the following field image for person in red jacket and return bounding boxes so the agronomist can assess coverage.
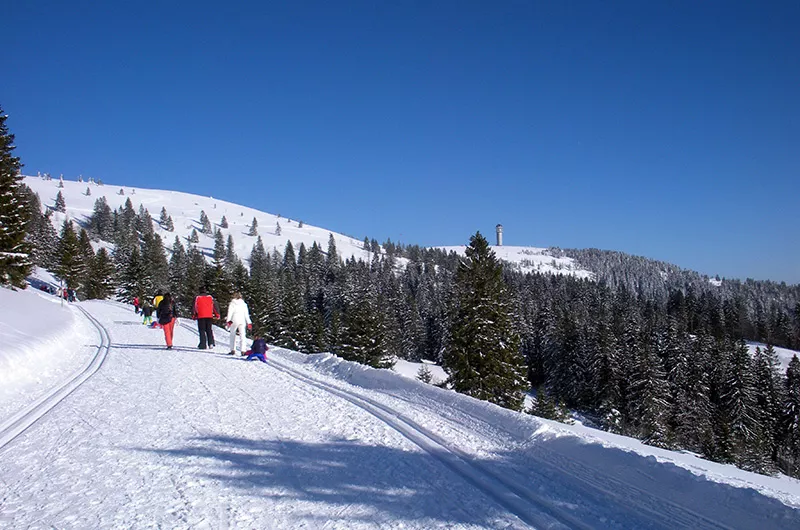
[193,286,220,349]
[133,296,140,314]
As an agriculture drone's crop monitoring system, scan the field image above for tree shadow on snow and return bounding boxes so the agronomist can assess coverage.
[132,435,528,527]
[131,434,800,530]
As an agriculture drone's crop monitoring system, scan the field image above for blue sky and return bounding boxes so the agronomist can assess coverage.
[6,1,799,283]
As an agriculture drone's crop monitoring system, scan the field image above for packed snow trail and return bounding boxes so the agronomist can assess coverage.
[0,301,531,529]
[2,301,800,529]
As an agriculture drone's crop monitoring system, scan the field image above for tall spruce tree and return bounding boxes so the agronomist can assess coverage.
[220,215,228,229]
[248,217,258,236]
[56,220,84,289]
[443,232,527,411]
[0,108,32,287]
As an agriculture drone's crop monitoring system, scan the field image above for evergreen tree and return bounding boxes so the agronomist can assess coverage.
[753,344,785,467]
[442,232,527,411]
[77,228,95,295]
[168,237,189,307]
[189,228,200,243]
[119,246,149,303]
[0,108,32,288]
[86,247,116,299]
[85,186,91,196]
[165,214,174,232]
[248,217,258,236]
[199,210,212,235]
[159,207,170,227]
[54,191,66,212]
[780,355,800,476]
[56,220,84,289]
[276,221,281,236]
[88,197,113,240]
[142,232,169,292]
[220,215,228,229]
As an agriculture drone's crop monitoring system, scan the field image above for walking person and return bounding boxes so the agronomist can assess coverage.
[156,293,178,350]
[226,292,252,356]
[133,296,140,314]
[192,286,220,349]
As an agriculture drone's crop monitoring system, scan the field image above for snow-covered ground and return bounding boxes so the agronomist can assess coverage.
[2,288,800,528]
[0,282,94,422]
[24,175,380,265]
[438,245,594,278]
[747,341,800,372]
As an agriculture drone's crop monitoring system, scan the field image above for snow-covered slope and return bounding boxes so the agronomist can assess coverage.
[438,245,594,278]
[2,292,800,528]
[24,175,376,264]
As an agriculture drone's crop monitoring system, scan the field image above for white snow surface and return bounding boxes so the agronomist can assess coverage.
[747,341,800,372]
[24,175,380,265]
[392,358,448,386]
[438,245,593,278]
[2,294,800,528]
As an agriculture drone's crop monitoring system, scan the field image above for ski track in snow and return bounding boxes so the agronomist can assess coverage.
[0,301,527,529]
[1,300,800,529]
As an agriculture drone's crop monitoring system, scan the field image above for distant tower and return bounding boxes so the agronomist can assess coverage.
[496,224,503,246]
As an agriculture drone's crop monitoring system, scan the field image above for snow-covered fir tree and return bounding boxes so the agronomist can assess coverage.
[220,215,228,229]
[56,220,84,289]
[85,247,116,300]
[0,108,31,288]
[443,232,527,411]
[199,210,212,235]
[248,217,258,236]
[54,190,66,212]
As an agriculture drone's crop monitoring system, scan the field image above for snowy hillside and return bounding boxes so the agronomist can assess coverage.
[1,289,800,528]
[439,245,594,278]
[26,175,595,278]
[24,175,377,265]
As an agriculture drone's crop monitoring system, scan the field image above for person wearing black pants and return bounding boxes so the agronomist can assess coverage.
[193,287,220,349]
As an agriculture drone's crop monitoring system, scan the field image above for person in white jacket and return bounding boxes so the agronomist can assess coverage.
[226,292,252,356]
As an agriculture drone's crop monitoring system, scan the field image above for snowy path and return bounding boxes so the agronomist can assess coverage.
[0,301,528,529]
[1,300,800,529]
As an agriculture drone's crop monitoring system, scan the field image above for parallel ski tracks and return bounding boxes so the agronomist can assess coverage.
[179,320,732,529]
[0,306,111,450]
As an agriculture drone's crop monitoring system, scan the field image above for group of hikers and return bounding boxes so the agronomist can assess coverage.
[132,289,268,362]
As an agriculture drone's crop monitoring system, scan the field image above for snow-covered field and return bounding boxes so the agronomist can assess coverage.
[438,245,594,278]
[2,286,800,528]
[747,341,800,372]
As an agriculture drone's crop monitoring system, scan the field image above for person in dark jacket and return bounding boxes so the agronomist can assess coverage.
[156,293,178,349]
[192,286,220,349]
[245,337,268,363]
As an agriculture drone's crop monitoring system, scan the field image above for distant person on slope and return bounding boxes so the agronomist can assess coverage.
[133,296,140,314]
[226,292,252,356]
[156,293,178,350]
[193,286,220,349]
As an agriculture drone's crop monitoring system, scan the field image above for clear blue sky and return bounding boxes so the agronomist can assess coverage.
[6,1,799,284]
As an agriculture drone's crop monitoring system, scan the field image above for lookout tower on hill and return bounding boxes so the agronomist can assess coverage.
[496,224,503,246]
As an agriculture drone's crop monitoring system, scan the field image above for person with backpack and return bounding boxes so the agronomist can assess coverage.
[225,292,252,356]
[141,302,154,326]
[192,286,220,349]
[156,293,178,350]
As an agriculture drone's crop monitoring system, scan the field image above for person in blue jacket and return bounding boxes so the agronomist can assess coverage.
[245,336,268,363]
